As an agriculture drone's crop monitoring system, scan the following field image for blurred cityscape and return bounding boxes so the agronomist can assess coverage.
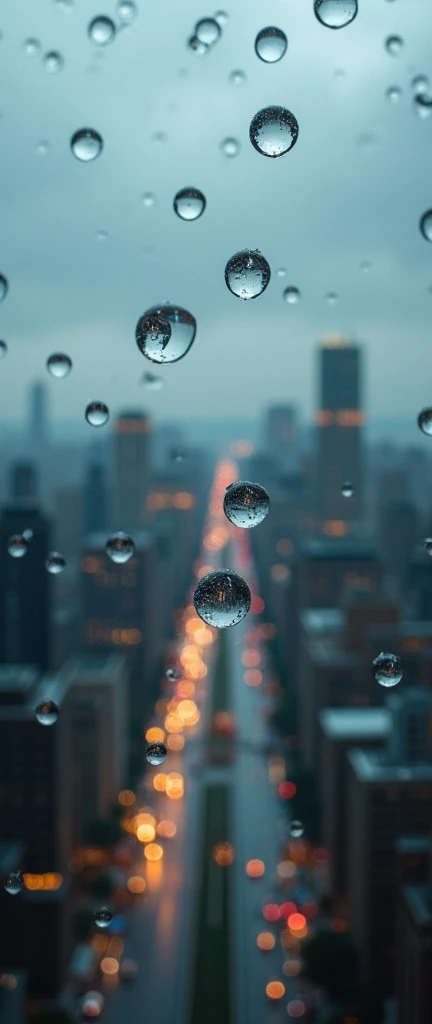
[1,336,432,1024]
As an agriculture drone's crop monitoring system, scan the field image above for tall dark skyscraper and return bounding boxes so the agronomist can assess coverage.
[28,382,48,450]
[316,338,364,532]
[113,410,152,531]
[84,462,107,534]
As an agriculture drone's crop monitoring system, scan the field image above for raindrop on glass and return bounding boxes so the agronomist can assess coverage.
[97,229,108,241]
[386,85,401,103]
[326,291,338,304]
[229,69,246,86]
[106,532,135,564]
[71,128,103,162]
[422,538,432,556]
[142,192,156,207]
[341,481,354,497]
[171,448,184,462]
[55,0,74,9]
[36,699,60,725]
[276,267,287,278]
[152,131,167,145]
[136,304,196,363]
[22,529,33,541]
[46,551,66,574]
[373,652,403,687]
[418,408,432,435]
[359,260,372,272]
[46,353,72,378]
[85,401,109,427]
[412,75,429,95]
[188,36,208,56]
[116,0,137,22]
[0,340,8,359]
[88,16,116,45]
[223,481,270,528]
[82,994,104,1018]
[43,51,64,73]
[249,106,299,158]
[143,371,164,390]
[314,0,358,29]
[173,186,206,221]
[385,35,403,56]
[24,38,41,56]
[220,137,240,158]
[214,10,229,27]
[284,286,300,305]
[146,742,167,766]
[36,140,50,156]
[8,535,28,559]
[195,17,221,46]
[420,211,432,242]
[194,569,251,628]
[4,872,22,895]
[94,907,113,928]
[413,93,432,120]
[0,275,9,303]
[289,820,304,839]
[225,249,271,300]
[166,668,181,681]
[254,27,287,63]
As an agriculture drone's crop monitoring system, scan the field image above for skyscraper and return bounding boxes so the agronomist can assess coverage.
[84,462,107,535]
[265,405,297,471]
[316,338,364,531]
[113,410,152,531]
[28,382,48,450]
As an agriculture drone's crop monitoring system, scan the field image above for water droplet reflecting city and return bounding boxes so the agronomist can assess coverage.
[220,137,240,158]
[46,353,72,378]
[223,481,270,528]
[94,907,113,928]
[0,340,8,359]
[225,249,271,300]
[195,18,221,46]
[423,538,432,556]
[314,0,358,29]
[88,16,116,45]
[36,699,60,725]
[254,27,287,63]
[146,742,167,766]
[420,211,432,242]
[386,85,401,103]
[46,552,66,574]
[289,821,304,838]
[43,51,64,73]
[4,873,22,896]
[194,569,251,628]
[166,668,181,681]
[143,372,164,390]
[71,128,103,162]
[249,106,299,158]
[373,652,403,687]
[136,304,196,363]
[229,69,246,86]
[173,186,206,221]
[0,275,8,303]
[85,402,109,427]
[341,481,354,497]
[418,407,432,434]
[8,535,28,559]
[23,38,41,56]
[385,35,403,56]
[116,0,137,22]
[106,533,135,564]
[284,286,300,305]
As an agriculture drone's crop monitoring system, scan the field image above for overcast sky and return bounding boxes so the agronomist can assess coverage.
[0,0,432,431]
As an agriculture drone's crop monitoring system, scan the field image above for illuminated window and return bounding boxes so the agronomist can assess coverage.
[82,556,100,573]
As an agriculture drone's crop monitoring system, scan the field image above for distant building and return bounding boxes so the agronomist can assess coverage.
[294,538,381,610]
[265,405,297,471]
[316,339,364,530]
[113,410,152,531]
[9,463,38,506]
[28,382,48,450]
[84,463,107,535]
[396,851,432,1024]
[0,502,50,670]
[0,966,26,1024]
[380,500,420,592]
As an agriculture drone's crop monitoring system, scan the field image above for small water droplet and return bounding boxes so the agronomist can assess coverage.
[22,529,33,541]
[420,211,432,242]
[116,0,137,22]
[142,371,164,390]
[8,535,28,559]
[326,291,338,304]
[223,481,270,528]
[284,286,300,305]
[23,38,41,56]
[97,229,109,241]
[194,569,251,628]
[136,304,196,363]
[43,50,64,73]
[171,448,184,462]
[105,532,135,564]
[214,10,229,27]
[46,353,72,378]
[220,136,241,158]
[386,85,401,103]
[85,401,109,427]
[88,16,116,45]
[36,140,50,155]
[94,907,113,928]
[341,481,354,497]
[146,742,167,766]
[142,192,156,207]
[413,93,432,119]
[4,872,22,896]
[166,668,181,681]
[417,407,432,434]
[254,26,287,63]
[188,36,208,56]
[289,820,304,838]
[228,69,246,86]
[36,699,60,724]
[423,538,432,556]
[412,74,429,95]
[55,0,74,9]
[46,551,66,574]
[173,186,206,221]
[385,35,403,56]
[249,106,299,158]
[373,652,403,687]
[195,17,221,46]
[314,0,358,29]
[225,249,271,300]
[0,340,8,359]
[276,267,287,278]
[152,131,167,145]
[71,128,103,161]
[359,260,372,272]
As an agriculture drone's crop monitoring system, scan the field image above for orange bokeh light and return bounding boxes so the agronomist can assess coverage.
[251,595,265,615]
[136,823,156,843]
[152,773,167,792]
[256,932,276,951]
[145,726,165,743]
[167,733,185,751]
[212,842,235,866]
[156,819,177,839]
[288,912,307,932]
[243,669,262,687]
[127,875,146,894]
[164,712,183,734]
[118,789,136,807]
[263,903,281,923]
[144,843,164,862]
[165,772,184,800]
[242,649,261,668]
[265,981,285,1001]
[100,957,119,976]
[245,859,265,879]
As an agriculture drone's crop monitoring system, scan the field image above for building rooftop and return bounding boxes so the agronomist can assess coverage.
[348,747,432,783]
[319,707,390,740]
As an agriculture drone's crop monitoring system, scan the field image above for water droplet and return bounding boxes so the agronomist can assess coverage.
[386,85,401,103]
[418,407,432,434]
[412,74,429,95]
[223,481,270,528]
[71,128,103,162]
[152,131,167,145]
[43,50,64,73]
[36,140,50,155]
[0,340,8,359]
[88,16,116,45]
[94,907,113,928]
[276,267,287,278]
[385,35,403,56]
[229,69,246,86]
[97,229,108,241]
[106,532,135,564]
[22,529,33,541]
[420,211,432,242]
[220,137,241,158]
[166,668,181,681]
[373,651,403,687]
[142,371,164,390]
[413,93,432,119]
[326,291,338,304]
[4,872,22,895]
[314,0,358,29]
[36,699,60,725]
[82,994,104,1018]
[214,10,229,27]
[8,535,28,559]
[46,352,72,378]
[116,0,137,22]
[146,742,167,766]
[23,38,41,56]
[249,106,299,158]
[55,0,74,9]
[225,249,271,300]
[284,286,300,305]
[195,17,221,46]
[46,551,66,574]
[359,260,372,272]
[188,36,208,56]
[136,304,196,363]
[341,481,354,497]
[289,820,304,838]
[173,186,206,221]
[142,192,156,207]
[254,26,287,63]
[171,448,184,462]
[423,538,432,555]
[85,401,109,427]
[194,569,251,628]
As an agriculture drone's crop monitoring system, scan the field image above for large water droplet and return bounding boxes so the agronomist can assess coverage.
[229,69,246,86]
[136,304,196,363]
[88,16,116,45]
[36,699,60,725]
[8,535,28,559]
[46,551,66,574]
[4,872,22,896]
[220,137,241,158]
[223,481,270,528]
[71,128,103,161]
[418,407,432,435]
[249,106,299,158]
[254,26,287,63]
[385,35,403,56]
[341,481,354,497]
[413,93,432,119]
[166,668,181,681]
[386,85,401,103]
[284,286,300,304]
[373,652,403,687]
[289,820,304,838]
[46,353,72,378]
[142,371,165,390]
[106,532,135,564]
[23,38,41,56]
[195,17,221,45]
[188,36,208,56]
[420,211,432,242]
[314,0,358,29]
[146,742,167,766]
[43,51,64,73]
[116,0,137,22]
[173,186,206,221]
[0,340,8,359]
[194,569,251,628]
[423,538,432,556]
[85,401,109,427]
[0,275,8,303]
[94,907,113,928]
[225,249,270,300]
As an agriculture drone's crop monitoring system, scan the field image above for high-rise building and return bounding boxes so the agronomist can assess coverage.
[113,410,152,531]
[396,840,432,1024]
[0,502,50,670]
[9,463,38,505]
[84,463,107,535]
[265,405,297,470]
[316,338,364,530]
[28,382,48,450]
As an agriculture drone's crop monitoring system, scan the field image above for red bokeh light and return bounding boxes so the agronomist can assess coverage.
[278,781,297,799]
[280,901,297,919]
[262,903,281,923]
